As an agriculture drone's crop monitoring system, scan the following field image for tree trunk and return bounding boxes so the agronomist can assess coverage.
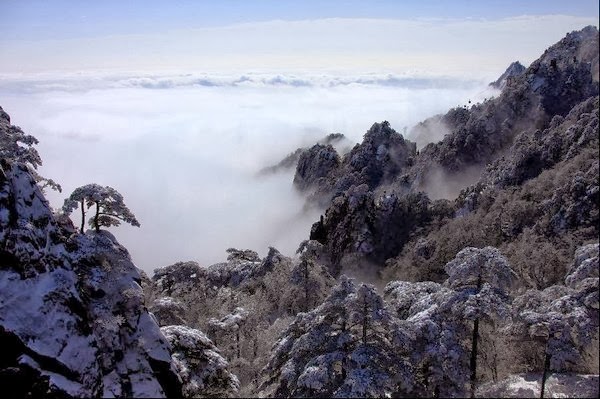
[470,317,480,398]
[470,273,483,398]
[341,320,347,380]
[540,350,551,399]
[94,202,100,232]
[362,299,368,345]
[303,261,309,312]
[236,330,240,359]
[80,200,85,233]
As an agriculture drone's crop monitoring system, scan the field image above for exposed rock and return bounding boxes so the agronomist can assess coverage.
[477,96,599,189]
[258,133,350,176]
[403,26,598,194]
[299,121,417,206]
[0,111,181,397]
[293,143,340,191]
[309,184,432,275]
[490,61,526,90]
[310,27,599,280]
[565,243,599,289]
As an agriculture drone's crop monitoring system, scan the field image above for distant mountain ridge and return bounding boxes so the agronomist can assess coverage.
[0,25,598,399]
[290,25,599,277]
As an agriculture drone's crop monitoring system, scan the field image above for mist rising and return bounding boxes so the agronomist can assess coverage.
[1,73,491,272]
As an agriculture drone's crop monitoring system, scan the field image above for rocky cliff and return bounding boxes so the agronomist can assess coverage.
[301,26,599,277]
[0,108,181,397]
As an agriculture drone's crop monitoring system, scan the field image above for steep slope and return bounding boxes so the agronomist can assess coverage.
[258,133,351,176]
[296,121,417,207]
[0,109,181,397]
[406,25,598,192]
[489,61,526,90]
[302,26,599,277]
[385,95,598,285]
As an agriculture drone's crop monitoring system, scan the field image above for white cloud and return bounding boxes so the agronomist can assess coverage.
[1,16,595,273]
[1,73,490,272]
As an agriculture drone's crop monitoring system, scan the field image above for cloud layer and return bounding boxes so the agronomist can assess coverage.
[0,73,491,272]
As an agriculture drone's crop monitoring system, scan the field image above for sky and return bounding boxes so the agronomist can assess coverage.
[0,1,598,273]
[1,0,598,40]
[0,1,598,75]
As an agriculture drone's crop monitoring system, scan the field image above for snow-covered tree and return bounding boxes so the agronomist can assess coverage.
[149,296,187,327]
[290,240,335,313]
[208,307,248,360]
[443,246,516,397]
[0,115,41,169]
[506,243,599,398]
[385,280,470,397]
[259,276,413,398]
[1,107,61,193]
[161,325,240,398]
[62,184,140,233]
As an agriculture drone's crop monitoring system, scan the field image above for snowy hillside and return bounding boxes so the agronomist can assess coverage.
[1,26,599,398]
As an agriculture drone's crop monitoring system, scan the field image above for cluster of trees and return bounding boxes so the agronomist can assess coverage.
[257,246,598,398]
[144,242,337,396]
[144,243,598,398]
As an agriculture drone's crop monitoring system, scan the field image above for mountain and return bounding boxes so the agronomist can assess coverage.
[301,26,599,278]
[0,111,185,397]
[258,133,351,176]
[489,61,526,90]
[1,25,598,399]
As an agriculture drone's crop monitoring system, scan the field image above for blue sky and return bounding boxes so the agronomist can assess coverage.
[1,0,598,40]
[0,1,598,74]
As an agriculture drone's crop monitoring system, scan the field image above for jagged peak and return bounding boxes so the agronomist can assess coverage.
[490,61,526,90]
[0,106,10,124]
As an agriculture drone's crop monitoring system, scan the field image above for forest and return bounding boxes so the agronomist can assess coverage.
[0,26,598,398]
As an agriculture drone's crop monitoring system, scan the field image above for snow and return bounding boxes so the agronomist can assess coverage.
[161,324,240,397]
[476,373,599,398]
[1,156,177,397]
[18,355,86,397]
[0,268,98,378]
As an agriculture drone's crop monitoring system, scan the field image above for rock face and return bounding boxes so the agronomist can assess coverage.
[296,121,417,206]
[258,133,350,176]
[309,186,434,275]
[406,26,598,188]
[298,26,600,278]
[490,61,526,90]
[0,113,181,397]
[477,96,599,189]
[384,94,599,285]
[293,144,340,191]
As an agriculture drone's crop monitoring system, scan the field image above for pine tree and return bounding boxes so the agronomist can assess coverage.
[259,276,413,398]
[443,247,516,398]
[63,184,140,233]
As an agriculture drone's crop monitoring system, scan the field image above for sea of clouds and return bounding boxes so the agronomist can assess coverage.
[0,72,494,273]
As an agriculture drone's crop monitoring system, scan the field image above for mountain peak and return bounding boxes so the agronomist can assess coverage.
[490,61,526,90]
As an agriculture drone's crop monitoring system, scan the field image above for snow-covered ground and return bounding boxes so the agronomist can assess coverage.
[477,373,599,398]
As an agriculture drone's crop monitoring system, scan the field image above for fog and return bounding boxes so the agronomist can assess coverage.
[0,73,491,273]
